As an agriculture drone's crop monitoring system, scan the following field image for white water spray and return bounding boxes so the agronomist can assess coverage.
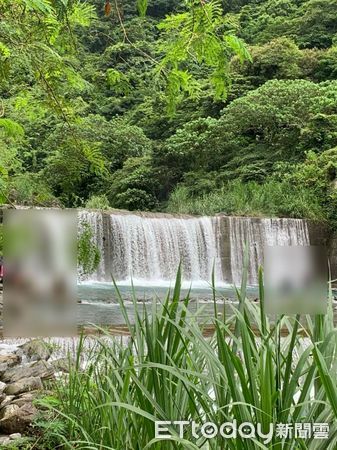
[79,212,309,286]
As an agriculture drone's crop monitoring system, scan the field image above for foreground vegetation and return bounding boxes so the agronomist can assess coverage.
[1,0,337,227]
[30,266,337,449]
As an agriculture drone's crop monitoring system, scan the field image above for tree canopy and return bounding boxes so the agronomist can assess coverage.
[1,0,337,226]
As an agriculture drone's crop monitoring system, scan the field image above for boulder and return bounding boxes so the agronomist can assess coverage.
[19,340,52,362]
[5,377,42,396]
[2,360,54,383]
[51,357,74,373]
[0,363,8,377]
[11,391,38,407]
[0,405,19,419]
[0,435,10,445]
[0,396,14,409]
[9,432,22,440]
[0,354,21,367]
[0,402,38,434]
[0,382,6,394]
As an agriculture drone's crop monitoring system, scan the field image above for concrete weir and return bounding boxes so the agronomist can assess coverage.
[79,210,336,286]
[1,206,334,286]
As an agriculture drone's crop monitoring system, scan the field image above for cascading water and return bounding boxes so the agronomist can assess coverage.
[229,217,310,285]
[79,211,223,285]
[107,214,222,283]
[79,211,310,286]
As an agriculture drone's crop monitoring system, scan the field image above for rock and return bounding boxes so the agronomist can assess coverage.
[0,402,38,434]
[0,363,8,377]
[0,435,10,445]
[2,360,54,383]
[51,357,74,373]
[11,392,38,407]
[9,432,22,440]
[0,382,6,394]
[0,405,20,420]
[0,354,21,367]
[9,398,29,408]
[5,377,42,396]
[0,396,14,409]
[19,340,52,362]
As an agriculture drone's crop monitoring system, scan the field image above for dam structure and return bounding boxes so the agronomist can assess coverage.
[79,211,327,286]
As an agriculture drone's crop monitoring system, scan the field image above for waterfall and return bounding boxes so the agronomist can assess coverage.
[229,217,310,285]
[79,212,223,285]
[79,211,310,286]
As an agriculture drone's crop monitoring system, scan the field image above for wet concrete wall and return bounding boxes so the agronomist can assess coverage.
[306,221,337,284]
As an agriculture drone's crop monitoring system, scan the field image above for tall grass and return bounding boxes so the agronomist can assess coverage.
[166,181,325,220]
[47,266,337,449]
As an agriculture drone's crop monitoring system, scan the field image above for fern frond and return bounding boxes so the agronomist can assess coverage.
[224,34,252,63]
[83,145,107,176]
[157,13,189,32]
[166,69,201,115]
[106,69,131,95]
[69,2,96,27]
[42,15,61,45]
[0,119,24,138]
[22,0,53,14]
[211,65,231,100]
[157,0,251,113]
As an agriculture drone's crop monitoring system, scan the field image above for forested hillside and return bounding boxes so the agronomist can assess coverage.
[1,0,337,226]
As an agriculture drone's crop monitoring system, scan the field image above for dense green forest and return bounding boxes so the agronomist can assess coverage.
[1,0,337,226]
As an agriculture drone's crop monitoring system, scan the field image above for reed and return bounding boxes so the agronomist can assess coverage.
[46,266,337,449]
[166,181,324,220]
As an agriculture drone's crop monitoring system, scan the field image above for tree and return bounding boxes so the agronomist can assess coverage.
[42,118,108,206]
[231,38,305,89]
[314,47,337,81]
[108,156,161,210]
[155,0,252,113]
[153,117,218,194]
[275,148,337,225]
[212,79,337,174]
[163,80,337,193]
[296,0,337,49]
[238,0,337,49]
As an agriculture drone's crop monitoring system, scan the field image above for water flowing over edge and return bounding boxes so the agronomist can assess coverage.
[79,211,310,287]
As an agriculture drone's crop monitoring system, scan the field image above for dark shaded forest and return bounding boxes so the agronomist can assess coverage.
[1,0,337,225]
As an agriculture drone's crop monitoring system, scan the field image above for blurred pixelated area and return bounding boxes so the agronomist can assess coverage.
[0,209,330,337]
[265,246,327,315]
[2,210,77,337]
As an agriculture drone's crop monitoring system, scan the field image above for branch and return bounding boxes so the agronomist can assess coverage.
[0,100,4,118]
[112,0,158,66]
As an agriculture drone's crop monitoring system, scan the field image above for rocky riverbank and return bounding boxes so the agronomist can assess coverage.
[0,339,71,446]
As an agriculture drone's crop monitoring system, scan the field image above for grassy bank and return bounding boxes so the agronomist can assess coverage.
[32,264,337,450]
[166,181,325,220]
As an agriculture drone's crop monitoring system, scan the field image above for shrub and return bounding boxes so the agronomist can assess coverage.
[108,156,161,211]
[9,173,59,206]
[85,194,110,210]
[167,179,325,219]
[77,220,101,276]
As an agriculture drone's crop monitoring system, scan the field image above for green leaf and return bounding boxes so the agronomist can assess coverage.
[0,119,24,138]
[0,42,10,58]
[69,2,96,27]
[224,34,252,63]
[23,0,53,14]
[137,0,148,17]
